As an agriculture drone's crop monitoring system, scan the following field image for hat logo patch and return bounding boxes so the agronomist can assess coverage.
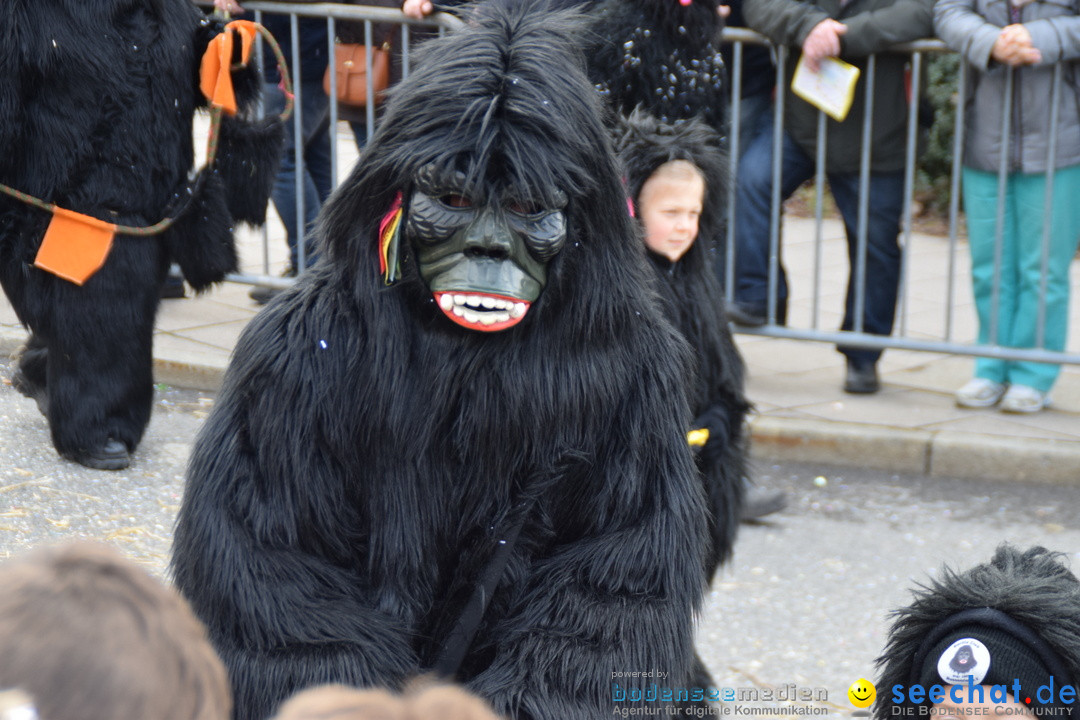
[938,638,991,685]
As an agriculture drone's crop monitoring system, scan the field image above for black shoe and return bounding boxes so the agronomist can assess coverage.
[160,274,186,299]
[740,478,787,522]
[66,438,130,471]
[844,359,880,394]
[11,368,48,416]
[249,267,297,306]
[248,285,281,306]
[726,302,767,327]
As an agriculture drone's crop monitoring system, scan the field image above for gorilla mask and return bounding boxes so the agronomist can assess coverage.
[406,165,567,332]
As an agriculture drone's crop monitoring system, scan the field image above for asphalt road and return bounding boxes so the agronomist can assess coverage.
[0,358,209,571]
[700,462,1080,715]
[2,356,1078,717]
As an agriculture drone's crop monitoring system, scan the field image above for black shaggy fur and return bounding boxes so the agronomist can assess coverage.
[874,545,1080,719]
[215,114,284,227]
[615,111,747,577]
[171,3,710,720]
[0,0,276,462]
[587,0,728,131]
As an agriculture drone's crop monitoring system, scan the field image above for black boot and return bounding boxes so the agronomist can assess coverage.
[740,477,787,522]
[843,358,880,394]
[65,439,130,471]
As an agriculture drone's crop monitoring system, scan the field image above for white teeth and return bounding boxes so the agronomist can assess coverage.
[444,294,523,322]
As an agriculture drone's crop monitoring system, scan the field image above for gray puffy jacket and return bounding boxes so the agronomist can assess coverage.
[935,0,1080,173]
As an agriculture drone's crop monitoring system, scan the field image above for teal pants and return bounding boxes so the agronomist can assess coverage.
[962,165,1080,392]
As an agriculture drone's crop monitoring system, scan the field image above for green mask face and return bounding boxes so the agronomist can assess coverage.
[406,167,567,332]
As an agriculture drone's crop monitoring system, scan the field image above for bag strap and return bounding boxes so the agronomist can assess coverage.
[431,495,536,678]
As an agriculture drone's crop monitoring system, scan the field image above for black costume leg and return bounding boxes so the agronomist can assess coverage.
[0,233,166,465]
[44,238,165,461]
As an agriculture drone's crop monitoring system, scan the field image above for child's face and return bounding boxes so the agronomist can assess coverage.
[638,162,705,262]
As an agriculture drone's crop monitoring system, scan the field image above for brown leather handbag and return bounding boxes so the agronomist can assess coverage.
[323,42,390,107]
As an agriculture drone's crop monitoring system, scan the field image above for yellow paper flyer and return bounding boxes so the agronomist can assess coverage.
[791,55,860,122]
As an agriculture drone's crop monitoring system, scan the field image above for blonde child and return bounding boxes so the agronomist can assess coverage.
[616,111,767,575]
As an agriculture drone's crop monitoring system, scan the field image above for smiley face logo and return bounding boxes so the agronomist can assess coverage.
[848,679,876,708]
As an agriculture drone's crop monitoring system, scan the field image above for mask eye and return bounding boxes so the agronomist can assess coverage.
[507,200,543,216]
[439,194,472,209]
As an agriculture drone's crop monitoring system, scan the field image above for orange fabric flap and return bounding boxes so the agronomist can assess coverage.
[34,207,117,286]
[199,20,259,116]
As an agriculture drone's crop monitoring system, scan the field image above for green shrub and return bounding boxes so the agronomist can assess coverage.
[916,52,961,214]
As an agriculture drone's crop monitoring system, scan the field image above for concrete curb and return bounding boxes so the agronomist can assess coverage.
[5,325,1079,483]
[749,415,1080,484]
[0,327,227,394]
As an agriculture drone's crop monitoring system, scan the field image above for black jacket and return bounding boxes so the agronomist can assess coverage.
[745,0,933,172]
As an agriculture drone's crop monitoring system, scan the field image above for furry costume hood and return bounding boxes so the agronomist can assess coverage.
[875,545,1080,719]
[319,0,660,341]
[615,109,729,266]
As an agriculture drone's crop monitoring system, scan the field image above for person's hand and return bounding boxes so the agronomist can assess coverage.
[801,18,847,71]
[213,0,245,15]
[992,24,1041,66]
[718,4,732,18]
[402,0,434,18]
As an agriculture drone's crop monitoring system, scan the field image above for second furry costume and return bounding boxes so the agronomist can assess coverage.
[172,3,709,720]
[0,0,280,469]
[615,111,747,578]
[587,0,728,132]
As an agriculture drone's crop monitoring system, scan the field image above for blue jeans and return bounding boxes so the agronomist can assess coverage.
[717,92,774,288]
[733,127,904,365]
[265,79,332,271]
[733,91,773,160]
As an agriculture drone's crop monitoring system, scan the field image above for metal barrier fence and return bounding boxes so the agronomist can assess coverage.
[199,3,1080,367]
[193,1,462,290]
[723,29,1080,367]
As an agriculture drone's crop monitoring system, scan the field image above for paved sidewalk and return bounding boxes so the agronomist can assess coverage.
[739,216,1080,483]
[1,124,1078,483]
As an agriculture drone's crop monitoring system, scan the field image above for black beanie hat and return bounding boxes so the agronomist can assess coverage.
[875,546,1080,720]
[914,608,1070,711]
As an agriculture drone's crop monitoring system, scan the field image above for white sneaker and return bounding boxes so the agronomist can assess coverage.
[999,384,1050,414]
[955,378,1007,408]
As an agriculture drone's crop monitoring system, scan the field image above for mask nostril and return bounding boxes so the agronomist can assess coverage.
[465,246,510,260]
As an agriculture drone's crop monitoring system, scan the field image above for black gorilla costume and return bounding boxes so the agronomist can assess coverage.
[172,4,709,720]
[0,0,279,469]
[615,112,747,579]
[587,0,728,132]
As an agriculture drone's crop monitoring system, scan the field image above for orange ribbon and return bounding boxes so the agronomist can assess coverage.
[199,20,259,116]
[34,207,118,286]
